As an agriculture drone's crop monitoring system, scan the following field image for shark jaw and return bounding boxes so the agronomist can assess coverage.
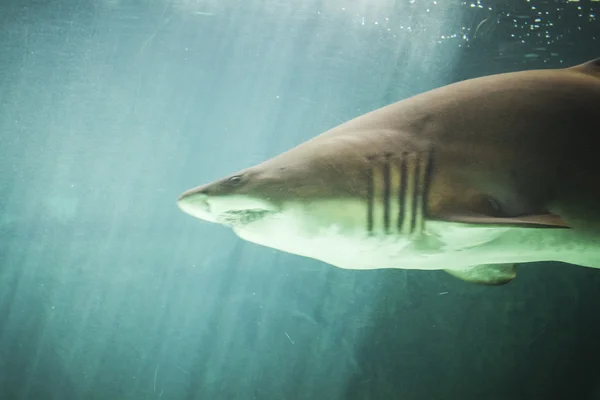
[177,191,278,228]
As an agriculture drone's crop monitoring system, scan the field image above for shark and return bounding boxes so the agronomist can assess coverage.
[177,58,600,285]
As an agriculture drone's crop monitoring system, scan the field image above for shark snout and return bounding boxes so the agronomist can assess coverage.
[177,188,216,222]
[177,187,206,203]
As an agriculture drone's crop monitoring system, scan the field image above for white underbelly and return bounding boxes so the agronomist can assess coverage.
[234,216,600,271]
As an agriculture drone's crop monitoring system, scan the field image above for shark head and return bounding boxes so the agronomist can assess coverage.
[177,138,435,268]
[177,170,281,227]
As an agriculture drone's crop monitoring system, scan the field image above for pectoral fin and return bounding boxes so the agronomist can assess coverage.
[444,263,516,285]
[437,211,570,228]
[435,193,571,228]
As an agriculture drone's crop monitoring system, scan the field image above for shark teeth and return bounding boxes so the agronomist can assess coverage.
[218,210,272,226]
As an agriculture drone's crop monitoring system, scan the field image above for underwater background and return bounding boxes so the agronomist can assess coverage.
[0,0,599,399]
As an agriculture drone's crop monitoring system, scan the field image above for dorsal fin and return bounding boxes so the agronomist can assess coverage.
[567,57,600,77]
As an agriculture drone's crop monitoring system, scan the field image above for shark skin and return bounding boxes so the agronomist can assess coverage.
[177,58,600,285]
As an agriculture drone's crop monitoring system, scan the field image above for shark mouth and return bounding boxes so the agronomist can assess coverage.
[217,209,273,226]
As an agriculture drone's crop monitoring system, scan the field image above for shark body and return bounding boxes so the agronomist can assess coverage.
[178,58,600,284]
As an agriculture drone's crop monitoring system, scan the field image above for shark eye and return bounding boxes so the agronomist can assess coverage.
[227,175,243,186]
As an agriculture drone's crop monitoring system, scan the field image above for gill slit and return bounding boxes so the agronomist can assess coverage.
[415,149,434,235]
[366,148,433,236]
[383,157,391,233]
[366,166,374,235]
[397,157,407,233]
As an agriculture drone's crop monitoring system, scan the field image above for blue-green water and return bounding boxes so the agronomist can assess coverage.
[0,1,599,399]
